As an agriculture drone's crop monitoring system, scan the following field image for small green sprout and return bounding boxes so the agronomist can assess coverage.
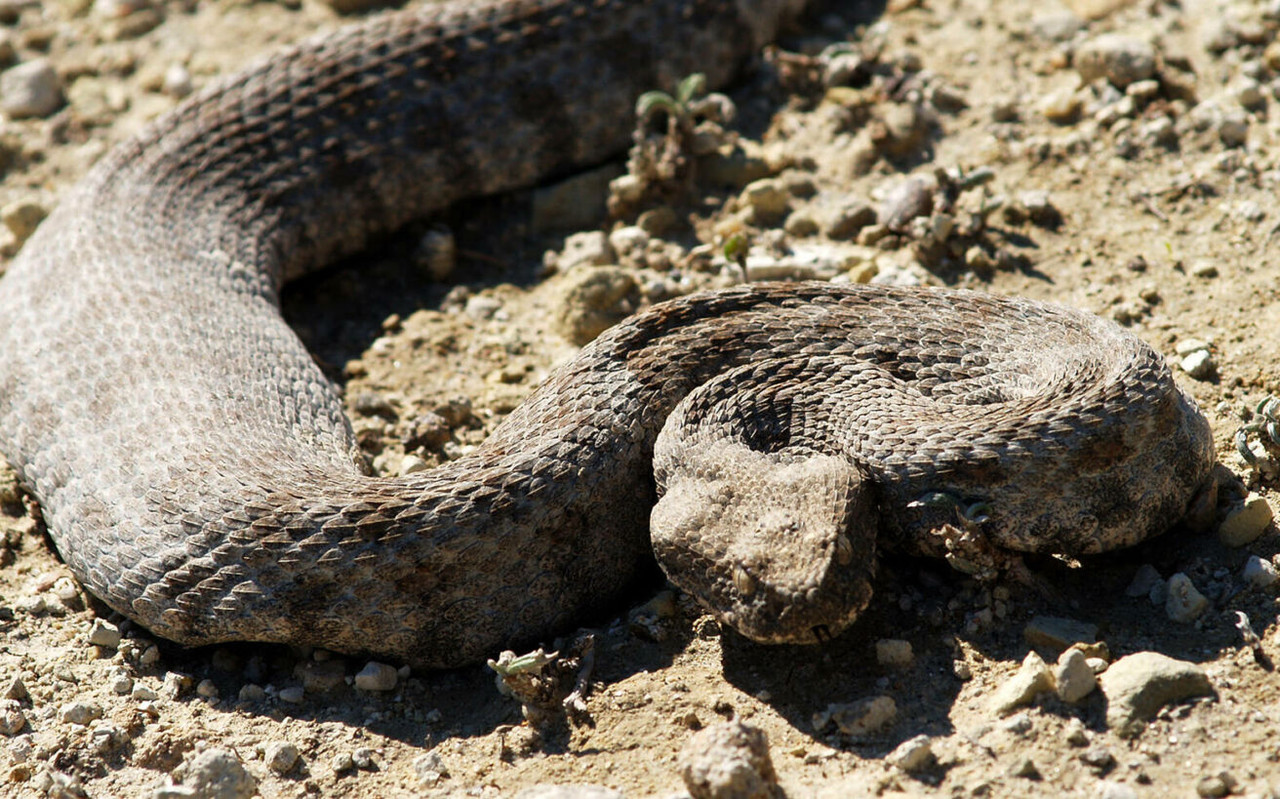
[1235,395,1280,464]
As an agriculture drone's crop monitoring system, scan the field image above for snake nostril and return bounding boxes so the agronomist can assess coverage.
[811,624,833,643]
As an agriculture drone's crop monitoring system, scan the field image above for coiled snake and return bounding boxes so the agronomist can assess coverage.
[0,0,1214,667]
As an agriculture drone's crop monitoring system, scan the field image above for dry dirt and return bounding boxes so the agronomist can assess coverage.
[2,0,1280,796]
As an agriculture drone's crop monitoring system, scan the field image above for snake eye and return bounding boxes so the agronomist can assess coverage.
[732,564,757,596]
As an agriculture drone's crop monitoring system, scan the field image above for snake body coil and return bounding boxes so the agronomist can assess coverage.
[0,0,1213,667]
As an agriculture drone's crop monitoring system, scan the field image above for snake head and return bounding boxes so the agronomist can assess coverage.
[651,440,877,645]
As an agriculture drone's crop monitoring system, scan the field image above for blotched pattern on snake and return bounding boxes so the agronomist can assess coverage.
[0,0,1214,667]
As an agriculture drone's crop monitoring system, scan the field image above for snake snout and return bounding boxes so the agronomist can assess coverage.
[652,443,880,645]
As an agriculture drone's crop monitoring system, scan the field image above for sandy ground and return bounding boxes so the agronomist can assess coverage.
[2,0,1280,796]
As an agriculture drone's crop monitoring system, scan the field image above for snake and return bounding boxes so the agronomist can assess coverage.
[0,0,1215,668]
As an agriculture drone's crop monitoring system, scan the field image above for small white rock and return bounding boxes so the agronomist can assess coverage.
[989,652,1052,716]
[131,684,158,701]
[87,618,121,648]
[1179,349,1215,380]
[1242,555,1279,588]
[196,679,218,699]
[887,734,935,772]
[161,63,192,98]
[1218,493,1273,547]
[1054,648,1098,703]
[0,59,62,118]
[1125,564,1163,598]
[1174,338,1210,356]
[354,661,398,692]
[59,701,103,725]
[264,740,299,774]
[1165,572,1209,622]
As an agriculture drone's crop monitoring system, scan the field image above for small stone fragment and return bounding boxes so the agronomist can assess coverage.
[1,199,47,245]
[1064,718,1089,747]
[886,734,935,773]
[742,178,790,223]
[174,748,257,799]
[1009,757,1040,779]
[820,695,896,738]
[556,231,612,271]
[331,751,355,774]
[1080,745,1116,773]
[880,177,933,231]
[1125,564,1162,598]
[1097,781,1138,799]
[1179,349,1215,381]
[1164,572,1209,623]
[1039,86,1083,122]
[1074,35,1156,88]
[0,699,25,735]
[875,639,914,669]
[1024,615,1098,652]
[1219,109,1250,147]
[2,675,27,701]
[354,661,398,692]
[1099,652,1213,734]
[1196,772,1237,798]
[87,618,122,648]
[0,59,62,118]
[413,750,449,787]
[555,266,638,346]
[277,686,305,704]
[1218,493,1273,547]
[989,652,1052,716]
[513,787,625,799]
[1054,648,1097,703]
[1242,555,1279,588]
[59,701,103,725]
[264,741,299,775]
[823,201,877,240]
[678,720,779,799]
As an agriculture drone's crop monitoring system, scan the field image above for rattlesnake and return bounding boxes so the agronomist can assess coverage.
[0,0,1214,668]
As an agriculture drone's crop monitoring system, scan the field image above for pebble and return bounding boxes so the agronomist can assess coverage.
[1125,564,1163,598]
[1219,109,1250,147]
[741,177,790,223]
[162,63,192,98]
[554,266,637,346]
[1074,35,1156,88]
[1189,260,1218,278]
[1175,338,1210,356]
[1023,615,1098,652]
[413,750,449,787]
[87,618,121,648]
[0,59,62,118]
[989,652,1052,716]
[531,163,616,233]
[514,787,625,799]
[1064,718,1089,747]
[814,695,896,737]
[1197,772,1238,798]
[1079,745,1115,773]
[263,740,299,774]
[173,748,256,799]
[414,225,457,280]
[278,686,305,704]
[1031,10,1082,41]
[1008,757,1040,779]
[3,675,26,701]
[874,638,914,669]
[59,701,103,725]
[1097,781,1139,799]
[1017,190,1060,227]
[1164,572,1209,622]
[1242,554,1279,588]
[677,720,779,799]
[1054,648,1097,703]
[1039,86,1083,123]
[886,734,935,773]
[1217,493,1273,547]
[238,684,265,702]
[556,231,612,271]
[1179,349,1215,381]
[196,679,218,699]
[1,199,47,245]
[1098,652,1213,734]
[880,177,933,231]
[354,661,397,692]
[0,698,25,735]
[132,684,158,701]
[823,200,877,240]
